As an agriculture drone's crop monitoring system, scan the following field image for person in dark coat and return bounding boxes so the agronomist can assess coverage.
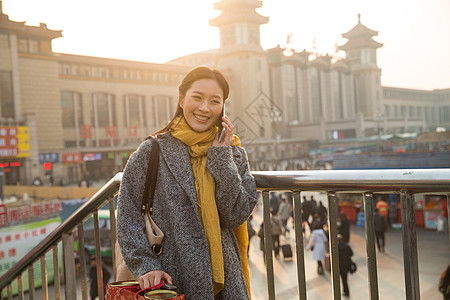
[338,234,353,297]
[338,212,351,243]
[302,196,313,232]
[89,256,111,300]
[317,201,327,225]
[374,208,387,252]
[270,192,281,214]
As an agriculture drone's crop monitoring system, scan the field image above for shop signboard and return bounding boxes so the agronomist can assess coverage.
[0,127,30,158]
[83,153,102,161]
[62,153,82,163]
[39,153,59,163]
[0,217,62,296]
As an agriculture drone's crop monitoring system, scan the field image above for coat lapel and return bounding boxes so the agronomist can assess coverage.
[156,133,198,207]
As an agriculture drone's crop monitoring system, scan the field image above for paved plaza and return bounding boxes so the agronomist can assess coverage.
[248,205,449,300]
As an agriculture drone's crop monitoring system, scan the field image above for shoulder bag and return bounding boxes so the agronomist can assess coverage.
[115,137,164,281]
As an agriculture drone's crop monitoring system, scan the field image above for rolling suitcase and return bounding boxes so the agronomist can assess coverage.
[281,243,293,259]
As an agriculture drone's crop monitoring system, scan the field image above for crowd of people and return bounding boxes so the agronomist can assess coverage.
[247,192,361,297]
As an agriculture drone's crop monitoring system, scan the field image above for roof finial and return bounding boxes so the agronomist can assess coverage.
[358,13,361,23]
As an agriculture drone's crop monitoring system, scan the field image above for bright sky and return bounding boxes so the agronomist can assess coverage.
[3,0,450,90]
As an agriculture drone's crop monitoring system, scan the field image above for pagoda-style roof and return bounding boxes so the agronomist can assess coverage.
[0,13,62,39]
[209,0,269,26]
[339,38,383,50]
[342,14,378,38]
[339,14,383,50]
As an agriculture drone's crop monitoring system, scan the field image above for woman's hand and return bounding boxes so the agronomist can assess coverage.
[139,270,173,289]
[212,115,234,147]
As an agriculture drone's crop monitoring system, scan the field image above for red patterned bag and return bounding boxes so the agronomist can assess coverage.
[106,281,184,300]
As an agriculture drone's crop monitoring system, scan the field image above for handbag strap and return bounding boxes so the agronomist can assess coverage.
[140,137,160,216]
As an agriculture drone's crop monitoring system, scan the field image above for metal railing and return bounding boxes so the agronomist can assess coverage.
[0,169,449,300]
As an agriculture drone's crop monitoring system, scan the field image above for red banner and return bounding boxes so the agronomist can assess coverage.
[80,125,92,139]
[106,125,117,138]
[129,126,138,137]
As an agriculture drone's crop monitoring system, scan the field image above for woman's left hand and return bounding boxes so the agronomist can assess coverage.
[212,115,234,147]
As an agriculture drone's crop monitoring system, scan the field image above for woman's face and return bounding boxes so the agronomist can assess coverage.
[180,79,224,132]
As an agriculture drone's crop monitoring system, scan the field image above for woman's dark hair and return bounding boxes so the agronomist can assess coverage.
[153,66,229,136]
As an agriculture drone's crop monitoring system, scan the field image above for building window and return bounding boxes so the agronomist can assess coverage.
[401,105,407,117]
[0,71,14,119]
[309,67,321,122]
[92,93,116,128]
[409,106,415,117]
[71,65,79,76]
[153,95,173,129]
[61,91,83,129]
[384,105,390,117]
[124,94,146,128]
[0,34,9,48]
[29,40,39,53]
[284,65,298,124]
[18,39,28,52]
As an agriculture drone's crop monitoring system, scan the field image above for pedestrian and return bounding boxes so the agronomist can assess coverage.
[310,195,318,213]
[89,256,111,300]
[374,208,386,252]
[117,66,258,299]
[306,223,328,275]
[302,196,313,233]
[338,212,351,243]
[317,201,327,225]
[271,211,283,257]
[376,197,389,224]
[338,234,354,297]
[270,192,281,214]
[277,197,291,234]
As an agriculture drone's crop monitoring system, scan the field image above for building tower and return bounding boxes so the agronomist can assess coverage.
[209,0,273,143]
[339,14,383,118]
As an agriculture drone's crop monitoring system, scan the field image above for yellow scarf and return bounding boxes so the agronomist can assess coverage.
[171,116,251,298]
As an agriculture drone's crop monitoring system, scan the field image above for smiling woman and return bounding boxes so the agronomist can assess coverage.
[179,79,224,133]
[116,66,258,299]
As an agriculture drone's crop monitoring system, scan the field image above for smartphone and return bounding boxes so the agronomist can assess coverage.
[218,104,226,143]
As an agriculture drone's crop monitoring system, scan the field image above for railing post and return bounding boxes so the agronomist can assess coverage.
[52,245,61,300]
[40,256,48,299]
[262,191,275,300]
[109,196,118,280]
[17,273,24,300]
[78,224,88,300]
[293,191,307,300]
[327,191,341,300]
[363,193,379,300]
[62,232,77,299]
[7,284,12,300]
[27,265,35,300]
[447,193,450,240]
[400,190,420,300]
[94,210,105,300]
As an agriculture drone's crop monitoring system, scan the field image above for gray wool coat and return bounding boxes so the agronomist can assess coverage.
[117,132,258,300]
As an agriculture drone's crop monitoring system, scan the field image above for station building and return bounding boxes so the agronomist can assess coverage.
[0,0,449,184]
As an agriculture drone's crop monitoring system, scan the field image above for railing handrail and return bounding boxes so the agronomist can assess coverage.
[0,173,123,290]
[0,168,449,294]
[252,168,450,192]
